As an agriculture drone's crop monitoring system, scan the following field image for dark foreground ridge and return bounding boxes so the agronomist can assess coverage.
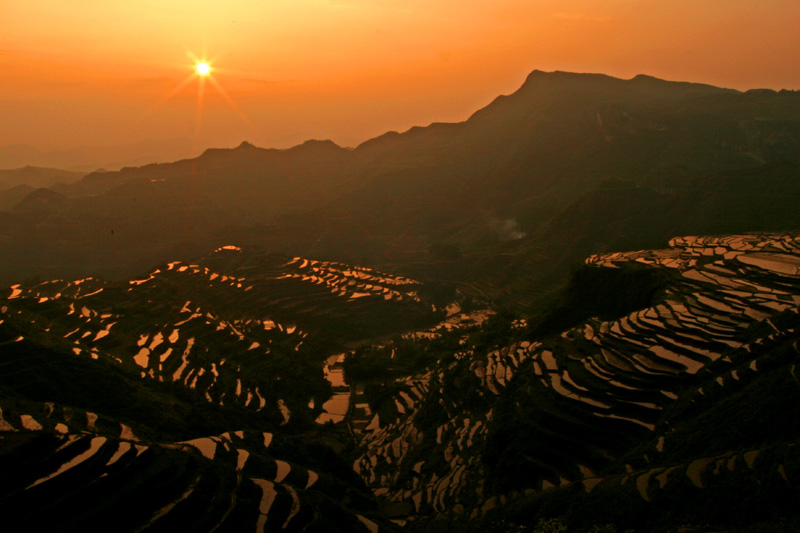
[1,232,800,531]
[347,232,800,531]
[0,246,444,532]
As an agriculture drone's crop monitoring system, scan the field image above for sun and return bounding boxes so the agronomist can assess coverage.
[142,50,253,144]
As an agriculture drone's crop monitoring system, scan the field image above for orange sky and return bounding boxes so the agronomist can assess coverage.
[2,0,799,155]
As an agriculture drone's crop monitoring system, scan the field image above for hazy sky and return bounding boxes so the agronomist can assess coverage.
[2,0,799,153]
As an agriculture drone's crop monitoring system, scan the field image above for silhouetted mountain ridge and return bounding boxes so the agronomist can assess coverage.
[0,165,85,192]
[1,70,800,302]
[0,138,197,171]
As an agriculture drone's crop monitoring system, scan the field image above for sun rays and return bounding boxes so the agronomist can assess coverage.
[141,50,254,147]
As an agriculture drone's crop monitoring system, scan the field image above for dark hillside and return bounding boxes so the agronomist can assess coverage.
[2,71,800,301]
[345,232,800,531]
[0,247,443,531]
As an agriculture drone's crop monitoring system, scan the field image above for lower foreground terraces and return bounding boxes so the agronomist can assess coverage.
[351,232,800,525]
[1,233,799,530]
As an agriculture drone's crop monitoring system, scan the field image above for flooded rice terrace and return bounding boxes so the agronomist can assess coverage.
[316,353,350,424]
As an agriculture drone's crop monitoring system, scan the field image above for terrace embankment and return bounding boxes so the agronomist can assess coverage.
[348,232,800,531]
[0,245,446,531]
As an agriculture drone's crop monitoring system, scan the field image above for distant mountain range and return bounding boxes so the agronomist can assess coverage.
[0,166,87,211]
[1,70,799,309]
[0,138,198,172]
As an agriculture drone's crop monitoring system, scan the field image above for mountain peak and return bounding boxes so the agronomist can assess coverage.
[296,139,341,150]
[518,69,733,95]
[522,69,618,86]
[630,73,663,82]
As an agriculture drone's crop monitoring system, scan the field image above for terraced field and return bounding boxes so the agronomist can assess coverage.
[0,246,441,531]
[1,246,439,422]
[0,403,382,531]
[3,234,800,530]
[349,232,800,529]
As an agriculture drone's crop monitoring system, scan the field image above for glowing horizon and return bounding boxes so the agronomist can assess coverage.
[1,0,799,156]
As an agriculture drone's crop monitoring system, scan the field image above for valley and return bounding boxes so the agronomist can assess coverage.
[0,246,445,531]
[2,70,800,531]
[2,231,800,531]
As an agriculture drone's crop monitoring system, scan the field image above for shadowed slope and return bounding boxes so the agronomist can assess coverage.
[2,71,800,298]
